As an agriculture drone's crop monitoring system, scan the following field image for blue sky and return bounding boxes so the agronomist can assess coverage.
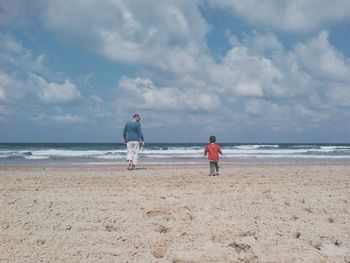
[1,0,350,143]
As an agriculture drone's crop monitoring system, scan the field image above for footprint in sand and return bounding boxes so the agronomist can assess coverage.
[154,224,172,233]
[150,240,171,259]
[146,209,170,218]
[146,206,194,222]
[228,242,251,253]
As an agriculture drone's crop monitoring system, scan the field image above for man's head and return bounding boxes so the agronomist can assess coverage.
[209,136,216,143]
[133,113,141,122]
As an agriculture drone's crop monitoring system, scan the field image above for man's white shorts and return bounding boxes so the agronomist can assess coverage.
[127,141,140,165]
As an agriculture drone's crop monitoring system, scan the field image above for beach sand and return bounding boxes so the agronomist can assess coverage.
[1,163,349,262]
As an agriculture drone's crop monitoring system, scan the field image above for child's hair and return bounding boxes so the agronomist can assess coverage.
[209,136,216,143]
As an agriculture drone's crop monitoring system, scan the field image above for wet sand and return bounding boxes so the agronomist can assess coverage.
[1,163,350,262]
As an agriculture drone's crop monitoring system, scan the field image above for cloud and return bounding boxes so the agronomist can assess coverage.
[0,89,4,102]
[118,77,220,112]
[40,0,209,72]
[291,31,350,81]
[327,84,350,108]
[30,74,81,104]
[0,33,47,103]
[0,70,11,102]
[0,33,45,73]
[209,0,350,32]
[210,45,284,98]
[51,114,86,123]
[115,28,350,134]
[284,31,350,112]
[0,69,24,103]
[0,0,29,27]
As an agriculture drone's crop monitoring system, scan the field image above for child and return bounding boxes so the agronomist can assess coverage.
[204,136,223,176]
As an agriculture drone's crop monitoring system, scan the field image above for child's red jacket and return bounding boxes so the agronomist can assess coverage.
[204,143,222,161]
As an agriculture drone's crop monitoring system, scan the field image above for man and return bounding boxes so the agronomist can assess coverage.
[123,114,144,170]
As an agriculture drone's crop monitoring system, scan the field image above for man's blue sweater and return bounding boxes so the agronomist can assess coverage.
[123,121,144,142]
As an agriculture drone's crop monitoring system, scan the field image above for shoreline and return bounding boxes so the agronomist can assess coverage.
[1,163,350,262]
[1,159,350,168]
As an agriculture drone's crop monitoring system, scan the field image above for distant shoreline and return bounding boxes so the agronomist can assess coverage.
[1,143,350,166]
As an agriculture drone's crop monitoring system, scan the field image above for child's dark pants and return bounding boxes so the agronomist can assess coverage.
[209,161,219,176]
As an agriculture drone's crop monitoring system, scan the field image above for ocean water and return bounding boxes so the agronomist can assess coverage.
[1,143,350,165]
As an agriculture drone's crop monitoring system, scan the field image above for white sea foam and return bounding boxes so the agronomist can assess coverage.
[24,156,50,160]
[1,144,350,163]
[30,149,125,157]
[96,155,124,160]
[234,144,279,149]
[228,154,350,159]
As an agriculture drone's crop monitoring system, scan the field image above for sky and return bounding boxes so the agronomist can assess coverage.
[1,0,350,143]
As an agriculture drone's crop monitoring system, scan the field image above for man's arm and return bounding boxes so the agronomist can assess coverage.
[138,123,144,144]
[123,123,127,143]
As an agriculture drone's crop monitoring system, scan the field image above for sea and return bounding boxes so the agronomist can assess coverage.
[1,143,350,166]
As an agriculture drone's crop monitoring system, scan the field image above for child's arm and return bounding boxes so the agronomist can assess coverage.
[218,146,223,155]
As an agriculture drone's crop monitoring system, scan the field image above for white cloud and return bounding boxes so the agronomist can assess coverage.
[0,69,24,103]
[30,74,81,104]
[210,46,284,97]
[115,28,350,132]
[0,0,29,27]
[291,31,350,81]
[327,84,350,108]
[0,33,45,73]
[209,0,350,32]
[118,77,219,112]
[236,81,263,97]
[51,114,86,123]
[40,0,209,72]
[0,71,11,102]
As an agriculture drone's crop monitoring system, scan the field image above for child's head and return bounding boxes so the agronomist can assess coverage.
[209,136,216,143]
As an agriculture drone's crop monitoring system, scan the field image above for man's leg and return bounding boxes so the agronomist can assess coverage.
[126,142,133,170]
[131,141,140,170]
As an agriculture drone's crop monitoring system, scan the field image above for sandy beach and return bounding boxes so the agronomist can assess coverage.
[1,163,349,262]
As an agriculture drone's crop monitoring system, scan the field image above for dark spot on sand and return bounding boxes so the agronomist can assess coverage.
[229,242,251,253]
[304,207,313,213]
[155,224,171,233]
[327,217,334,223]
[36,239,45,245]
[105,224,118,232]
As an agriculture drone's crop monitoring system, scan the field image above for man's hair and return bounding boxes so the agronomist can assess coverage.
[209,136,216,143]
[133,114,140,119]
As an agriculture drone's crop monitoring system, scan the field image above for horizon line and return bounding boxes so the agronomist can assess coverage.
[1,142,350,144]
